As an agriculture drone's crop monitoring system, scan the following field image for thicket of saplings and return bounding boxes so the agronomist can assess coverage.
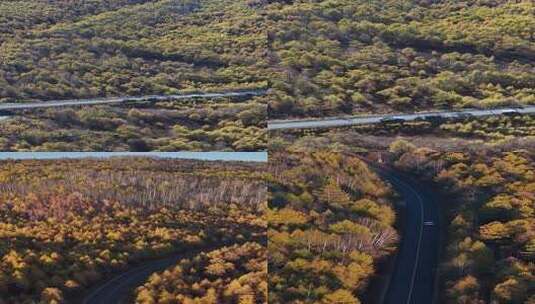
[0,157,266,304]
[268,150,398,304]
[392,147,534,304]
[0,96,266,151]
[267,0,535,118]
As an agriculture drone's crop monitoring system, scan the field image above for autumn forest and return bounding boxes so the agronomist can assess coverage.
[1,0,535,303]
[0,157,266,303]
[0,0,267,151]
[269,150,398,304]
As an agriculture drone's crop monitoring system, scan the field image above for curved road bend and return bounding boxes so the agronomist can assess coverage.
[0,90,267,111]
[80,244,227,304]
[373,166,441,304]
[268,105,535,130]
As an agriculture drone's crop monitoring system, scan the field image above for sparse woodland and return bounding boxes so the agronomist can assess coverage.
[0,157,267,304]
[393,148,535,304]
[298,114,535,143]
[269,110,535,156]
[268,150,398,303]
[438,114,535,141]
[0,97,267,151]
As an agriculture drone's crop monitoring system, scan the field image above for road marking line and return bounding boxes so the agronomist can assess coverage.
[384,173,425,304]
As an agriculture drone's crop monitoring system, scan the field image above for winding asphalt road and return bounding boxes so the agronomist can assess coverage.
[0,90,267,111]
[80,244,225,304]
[374,167,441,304]
[268,105,535,130]
[80,234,265,304]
